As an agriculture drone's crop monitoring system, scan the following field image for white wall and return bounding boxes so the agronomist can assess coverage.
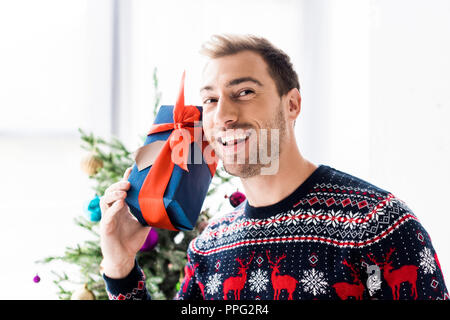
[0,0,114,299]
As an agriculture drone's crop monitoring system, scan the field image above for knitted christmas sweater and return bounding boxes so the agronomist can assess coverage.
[103,165,449,300]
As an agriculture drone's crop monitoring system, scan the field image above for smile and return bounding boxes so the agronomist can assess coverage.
[216,131,253,156]
[217,131,252,146]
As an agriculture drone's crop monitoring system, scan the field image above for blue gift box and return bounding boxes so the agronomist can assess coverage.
[125,105,215,231]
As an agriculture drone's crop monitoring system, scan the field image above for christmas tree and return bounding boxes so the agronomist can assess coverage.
[37,68,243,300]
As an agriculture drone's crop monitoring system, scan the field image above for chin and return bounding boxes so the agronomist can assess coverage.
[222,163,261,179]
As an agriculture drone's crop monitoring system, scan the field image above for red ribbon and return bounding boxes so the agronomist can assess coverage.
[138,71,218,230]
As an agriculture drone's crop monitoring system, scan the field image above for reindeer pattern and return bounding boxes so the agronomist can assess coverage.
[219,251,300,300]
[183,241,445,300]
[332,259,365,300]
[266,250,299,300]
[366,248,419,300]
[223,251,256,300]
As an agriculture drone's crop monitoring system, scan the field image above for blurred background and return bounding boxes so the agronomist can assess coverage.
[0,0,449,299]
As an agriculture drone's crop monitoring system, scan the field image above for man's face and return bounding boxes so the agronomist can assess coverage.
[200,50,287,178]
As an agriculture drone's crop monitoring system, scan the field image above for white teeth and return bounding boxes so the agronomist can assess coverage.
[219,131,251,145]
[223,134,247,144]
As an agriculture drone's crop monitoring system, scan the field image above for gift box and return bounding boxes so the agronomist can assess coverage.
[125,72,218,231]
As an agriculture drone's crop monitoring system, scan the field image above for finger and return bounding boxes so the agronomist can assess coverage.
[104,180,130,195]
[100,200,126,233]
[122,166,133,180]
[102,199,126,224]
[99,195,108,213]
[102,190,127,207]
[101,180,130,214]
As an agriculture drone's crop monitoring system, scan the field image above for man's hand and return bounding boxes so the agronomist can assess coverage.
[99,167,151,279]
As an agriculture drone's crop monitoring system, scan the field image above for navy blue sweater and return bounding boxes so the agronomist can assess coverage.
[103,165,448,300]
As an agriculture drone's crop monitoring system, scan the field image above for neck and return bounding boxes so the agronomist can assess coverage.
[240,141,317,208]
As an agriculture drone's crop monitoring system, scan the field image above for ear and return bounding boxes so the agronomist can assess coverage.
[285,88,301,125]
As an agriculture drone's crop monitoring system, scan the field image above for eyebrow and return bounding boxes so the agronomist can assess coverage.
[200,77,263,93]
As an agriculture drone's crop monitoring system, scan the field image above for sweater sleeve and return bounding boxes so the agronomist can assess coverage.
[102,254,205,300]
[358,198,448,300]
[102,259,151,300]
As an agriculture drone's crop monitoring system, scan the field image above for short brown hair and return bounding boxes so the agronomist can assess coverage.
[200,34,300,97]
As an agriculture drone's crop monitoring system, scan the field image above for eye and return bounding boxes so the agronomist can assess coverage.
[238,89,254,97]
[203,98,218,104]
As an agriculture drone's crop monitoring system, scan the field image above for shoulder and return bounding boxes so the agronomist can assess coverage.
[358,193,420,246]
[318,165,392,198]
[314,165,399,216]
[310,165,419,245]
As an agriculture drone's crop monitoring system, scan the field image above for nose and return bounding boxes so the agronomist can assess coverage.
[213,96,239,128]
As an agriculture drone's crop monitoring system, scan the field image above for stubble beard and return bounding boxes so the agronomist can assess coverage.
[220,103,286,179]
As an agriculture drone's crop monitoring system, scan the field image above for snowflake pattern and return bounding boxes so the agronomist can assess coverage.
[342,211,360,230]
[205,273,222,295]
[419,247,436,274]
[247,218,261,230]
[285,209,300,225]
[265,213,284,228]
[300,269,328,296]
[194,192,413,250]
[325,209,343,228]
[248,269,269,293]
[304,209,323,226]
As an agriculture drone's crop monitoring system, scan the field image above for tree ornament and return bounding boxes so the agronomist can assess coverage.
[226,190,246,208]
[140,228,159,252]
[80,152,103,176]
[71,283,95,300]
[174,232,185,244]
[84,194,102,222]
[33,274,40,283]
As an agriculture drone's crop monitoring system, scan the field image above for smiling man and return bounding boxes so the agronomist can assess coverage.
[100,34,448,300]
[199,45,317,205]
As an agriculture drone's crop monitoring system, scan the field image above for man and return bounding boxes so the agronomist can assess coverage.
[99,34,448,300]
